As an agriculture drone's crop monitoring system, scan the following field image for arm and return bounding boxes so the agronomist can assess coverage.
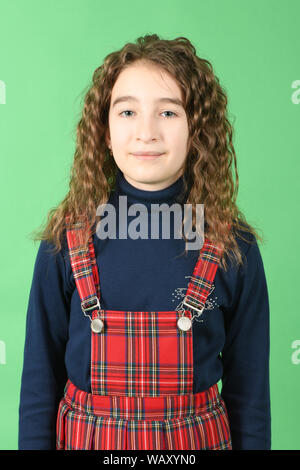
[221,237,271,450]
[18,240,71,450]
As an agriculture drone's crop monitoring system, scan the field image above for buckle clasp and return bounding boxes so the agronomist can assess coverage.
[81,295,101,317]
[181,299,204,315]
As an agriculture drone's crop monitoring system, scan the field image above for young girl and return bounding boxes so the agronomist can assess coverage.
[18,34,271,450]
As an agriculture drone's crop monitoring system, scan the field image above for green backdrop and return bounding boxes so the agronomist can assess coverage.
[0,0,299,451]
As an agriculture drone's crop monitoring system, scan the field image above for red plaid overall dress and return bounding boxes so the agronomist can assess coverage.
[56,217,232,450]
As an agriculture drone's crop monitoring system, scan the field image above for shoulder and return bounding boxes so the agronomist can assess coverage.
[220,225,268,312]
[230,223,267,286]
[234,223,257,255]
[229,221,264,269]
[222,222,266,283]
[34,233,69,278]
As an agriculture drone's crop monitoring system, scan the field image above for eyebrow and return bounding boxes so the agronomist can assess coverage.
[112,95,184,108]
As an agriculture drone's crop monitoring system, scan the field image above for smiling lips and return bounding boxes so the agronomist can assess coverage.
[131,151,164,160]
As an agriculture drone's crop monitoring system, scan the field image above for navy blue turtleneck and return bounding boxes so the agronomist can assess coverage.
[18,169,271,450]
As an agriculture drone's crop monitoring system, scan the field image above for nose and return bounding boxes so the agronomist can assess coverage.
[135,116,159,142]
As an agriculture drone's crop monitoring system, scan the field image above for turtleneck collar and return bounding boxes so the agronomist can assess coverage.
[114,168,186,206]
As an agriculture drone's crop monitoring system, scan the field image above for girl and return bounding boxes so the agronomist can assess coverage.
[18,34,271,450]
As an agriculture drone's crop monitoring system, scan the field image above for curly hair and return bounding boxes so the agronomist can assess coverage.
[30,33,264,271]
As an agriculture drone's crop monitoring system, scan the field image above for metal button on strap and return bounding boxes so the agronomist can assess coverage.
[177,315,192,332]
[91,318,104,334]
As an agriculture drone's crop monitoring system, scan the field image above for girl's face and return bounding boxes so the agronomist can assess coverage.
[106,61,189,191]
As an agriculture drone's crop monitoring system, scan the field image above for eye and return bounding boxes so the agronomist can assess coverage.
[120,110,134,117]
[161,111,177,118]
[119,110,177,118]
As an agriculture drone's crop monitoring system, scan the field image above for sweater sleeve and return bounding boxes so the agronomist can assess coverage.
[220,237,271,450]
[18,240,71,450]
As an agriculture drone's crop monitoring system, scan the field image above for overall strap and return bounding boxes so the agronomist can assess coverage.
[65,216,224,317]
[65,216,101,316]
[181,238,224,315]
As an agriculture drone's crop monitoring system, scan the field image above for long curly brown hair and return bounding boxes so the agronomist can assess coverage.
[30,34,264,271]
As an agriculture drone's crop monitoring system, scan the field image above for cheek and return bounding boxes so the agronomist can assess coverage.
[169,121,189,143]
[170,132,189,156]
[170,145,189,169]
[109,119,128,143]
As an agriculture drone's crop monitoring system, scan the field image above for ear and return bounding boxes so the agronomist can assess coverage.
[105,128,111,149]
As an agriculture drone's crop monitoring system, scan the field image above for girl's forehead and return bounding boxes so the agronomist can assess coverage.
[111,63,183,103]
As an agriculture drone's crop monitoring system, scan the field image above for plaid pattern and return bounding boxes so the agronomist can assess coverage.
[91,309,193,396]
[56,379,232,450]
[65,216,101,307]
[184,239,224,313]
[56,215,232,450]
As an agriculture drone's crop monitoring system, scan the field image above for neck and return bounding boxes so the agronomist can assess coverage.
[114,168,187,207]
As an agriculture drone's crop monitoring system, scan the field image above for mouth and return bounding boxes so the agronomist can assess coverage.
[131,153,164,160]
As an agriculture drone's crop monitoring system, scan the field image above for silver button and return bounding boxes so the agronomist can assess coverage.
[177,316,192,331]
[91,318,104,333]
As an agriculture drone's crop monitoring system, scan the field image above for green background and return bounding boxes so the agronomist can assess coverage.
[0,0,299,450]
